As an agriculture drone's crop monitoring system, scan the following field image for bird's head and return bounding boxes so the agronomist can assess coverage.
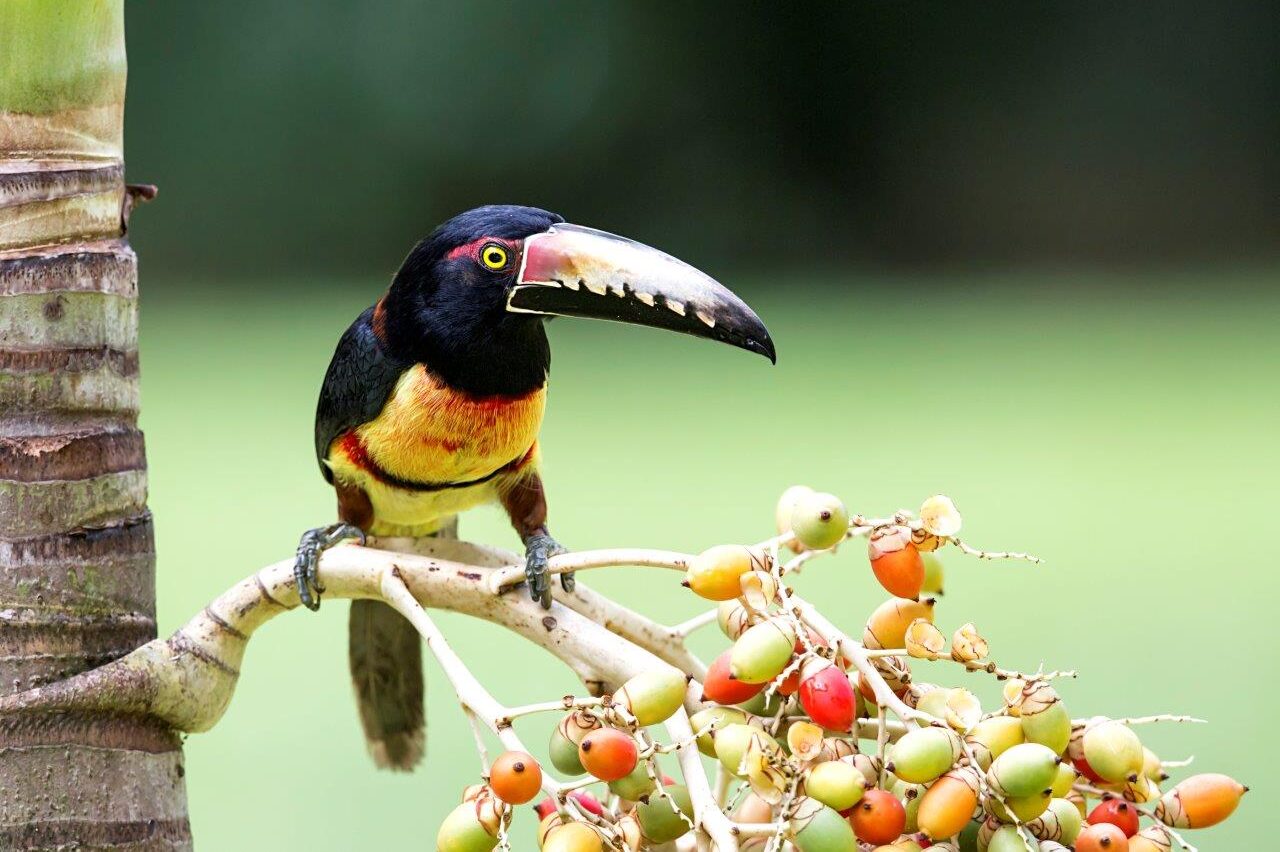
[383,205,775,392]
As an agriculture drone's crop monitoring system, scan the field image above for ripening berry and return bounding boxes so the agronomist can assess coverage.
[1018,682,1071,755]
[805,759,867,812]
[704,647,766,704]
[614,667,688,726]
[1153,772,1247,829]
[690,706,747,756]
[986,826,1029,852]
[798,659,857,732]
[868,527,925,599]
[915,766,979,840]
[1027,798,1084,846]
[1128,826,1173,852]
[790,797,858,852]
[715,723,779,777]
[636,785,694,843]
[791,491,850,551]
[685,544,761,601]
[730,617,798,684]
[987,743,1062,798]
[437,798,501,852]
[541,821,604,852]
[888,727,961,784]
[607,761,657,802]
[920,552,944,594]
[777,485,816,549]
[1089,798,1139,837]
[850,789,907,846]
[1050,761,1078,798]
[548,727,587,776]
[965,715,1025,771]
[863,597,936,650]
[1083,722,1144,783]
[578,728,638,782]
[489,750,542,805]
[1075,823,1130,852]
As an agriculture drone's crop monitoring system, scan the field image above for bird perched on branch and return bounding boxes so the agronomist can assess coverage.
[294,205,774,770]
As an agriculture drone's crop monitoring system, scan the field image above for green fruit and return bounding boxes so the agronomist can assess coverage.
[987,743,1061,798]
[436,802,499,852]
[966,716,1025,771]
[1020,700,1071,755]
[739,688,786,715]
[729,618,797,684]
[890,727,962,784]
[1049,762,1077,798]
[607,762,656,802]
[1082,721,1144,783]
[548,727,586,776]
[790,492,849,551]
[714,723,778,777]
[637,785,694,843]
[690,706,746,757]
[921,552,945,594]
[805,760,866,812]
[790,798,858,852]
[986,826,1025,852]
[988,789,1051,823]
[1038,798,1083,845]
[615,667,688,726]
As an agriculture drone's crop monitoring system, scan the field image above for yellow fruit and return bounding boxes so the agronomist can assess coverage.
[863,597,937,650]
[686,544,762,601]
[1154,773,1247,829]
[1082,721,1144,783]
[614,667,688,726]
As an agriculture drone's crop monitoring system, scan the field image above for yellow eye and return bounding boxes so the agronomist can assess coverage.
[480,243,508,270]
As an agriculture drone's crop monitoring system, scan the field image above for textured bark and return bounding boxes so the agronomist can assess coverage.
[0,2,191,848]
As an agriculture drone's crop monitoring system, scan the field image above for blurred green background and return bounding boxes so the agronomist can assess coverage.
[120,1,1277,848]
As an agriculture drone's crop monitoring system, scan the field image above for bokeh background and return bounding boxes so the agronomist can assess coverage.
[122,2,1277,847]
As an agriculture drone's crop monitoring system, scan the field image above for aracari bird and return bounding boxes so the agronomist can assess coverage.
[294,205,774,769]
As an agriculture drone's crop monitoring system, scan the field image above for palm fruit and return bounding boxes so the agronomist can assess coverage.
[864,597,937,650]
[868,525,925,599]
[636,785,694,843]
[916,766,980,840]
[1075,823,1129,852]
[437,796,502,852]
[986,789,1052,823]
[489,750,542,805]
[690,706,747,757]
[789,796,858,851]
[1140,747,1164,782]
[804,759,866,812]
[798,658,857,732]
[921,551,945,593]
[1049,761,1077,798]
[1088,798,1139,837]
[966,716,1024,771]
[985,825,1026,852]
[847,753,884,787]
[549,709,599,776]
[730,617,797,684]
[1082,722,1144,783]
[791,491,850,551]
[1027,798,1084,845]
[686,544,761,601]
[850,789,906,846]
[578,727,638,781]
[987,743,1062,798]
[1017,682,1070,755]
[1128,826,1173,852]
[704,648,766,704]
[607,762,657,802]
[776,485,816,551]
[888,726,962,784]
[541,821,604,852]
[715,723,778,777]
[614,667,688,726]
[1153,773,1247,829]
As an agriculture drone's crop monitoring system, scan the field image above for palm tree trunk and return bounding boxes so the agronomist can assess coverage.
[0,2,191,847]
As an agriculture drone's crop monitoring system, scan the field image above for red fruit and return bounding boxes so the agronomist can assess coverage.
[798,663,856,732]
[777,668,801,696]
[850,788,906,845]
[534,791,604,820]
[870,544,925,599]
[489,750,542,804]
[1076,823,1130,852]
[1074,755,1107,784]
[703,649,767,705]
[1089,799,1140,837]
[578,728,639,782]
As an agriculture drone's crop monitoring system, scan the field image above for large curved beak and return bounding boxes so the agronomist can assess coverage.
[508,223,776,363]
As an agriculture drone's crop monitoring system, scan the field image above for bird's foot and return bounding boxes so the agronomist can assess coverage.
[524,531,571,609]
[293,523,366,611]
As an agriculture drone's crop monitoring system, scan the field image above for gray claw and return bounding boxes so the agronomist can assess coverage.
[294,523,365,611]
[525,532,568,609]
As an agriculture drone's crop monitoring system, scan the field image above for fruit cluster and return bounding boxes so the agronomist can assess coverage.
[437,488,1245,851]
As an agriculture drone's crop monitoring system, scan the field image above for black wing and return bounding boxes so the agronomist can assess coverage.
[314,306,410,482]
